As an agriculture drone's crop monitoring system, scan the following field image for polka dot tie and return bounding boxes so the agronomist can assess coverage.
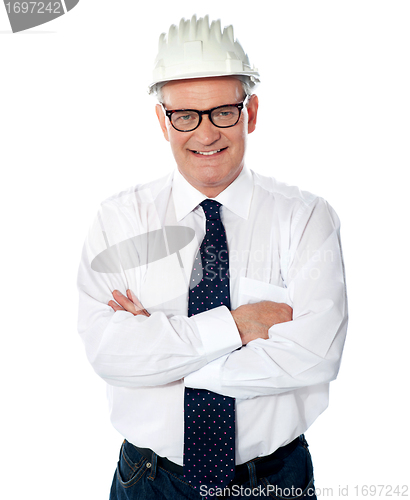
[184,199,236,492]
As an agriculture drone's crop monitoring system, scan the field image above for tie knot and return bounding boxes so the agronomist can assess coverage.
[200,199,222,221]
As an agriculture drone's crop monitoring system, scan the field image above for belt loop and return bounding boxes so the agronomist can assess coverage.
[147,451,158,481]
[300,434,308,448]
[246,461,257,490]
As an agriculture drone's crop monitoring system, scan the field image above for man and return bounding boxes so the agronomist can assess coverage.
[77,15,348,500]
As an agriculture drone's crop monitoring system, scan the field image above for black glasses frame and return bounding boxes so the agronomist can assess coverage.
[162,96,249,132]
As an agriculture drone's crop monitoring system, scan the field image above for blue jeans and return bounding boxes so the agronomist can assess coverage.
[110,435,317,499]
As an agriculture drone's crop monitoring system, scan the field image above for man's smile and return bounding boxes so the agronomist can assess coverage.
[190,147,228,156]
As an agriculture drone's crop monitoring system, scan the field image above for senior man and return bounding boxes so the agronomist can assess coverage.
[77,15,348,500]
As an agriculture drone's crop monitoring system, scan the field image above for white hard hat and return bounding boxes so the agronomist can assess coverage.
[148,15,260,95]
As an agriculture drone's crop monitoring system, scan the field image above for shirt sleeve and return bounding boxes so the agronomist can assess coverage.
[184,197,348,399]
[77,205,241,389]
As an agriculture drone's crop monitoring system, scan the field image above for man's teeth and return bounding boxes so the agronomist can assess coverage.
[195,149,222,156]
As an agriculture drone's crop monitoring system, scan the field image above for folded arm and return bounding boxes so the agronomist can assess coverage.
[184,197,348,399]
[77,203,243,388]
[109,289,293,345]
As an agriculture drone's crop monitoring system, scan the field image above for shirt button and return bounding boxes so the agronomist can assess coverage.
[146,462,152,468]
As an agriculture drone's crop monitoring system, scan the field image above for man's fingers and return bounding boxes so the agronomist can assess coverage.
[110,290,150,317]
[111,290,140,315]
[108,300,125,312]
[127,289,150,317]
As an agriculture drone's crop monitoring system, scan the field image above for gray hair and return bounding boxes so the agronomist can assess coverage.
[154,77,253,104]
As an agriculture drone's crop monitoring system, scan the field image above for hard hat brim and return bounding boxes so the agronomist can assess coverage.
[148,71,260,95]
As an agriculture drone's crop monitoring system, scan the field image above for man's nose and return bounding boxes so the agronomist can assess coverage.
[194,115,221,144]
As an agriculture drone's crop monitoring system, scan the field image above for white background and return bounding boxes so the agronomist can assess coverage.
[1,1,409,498]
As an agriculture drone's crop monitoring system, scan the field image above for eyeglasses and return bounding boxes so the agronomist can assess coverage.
[162,96,249,132]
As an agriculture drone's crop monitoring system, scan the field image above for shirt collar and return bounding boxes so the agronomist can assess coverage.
[172,167,253,222]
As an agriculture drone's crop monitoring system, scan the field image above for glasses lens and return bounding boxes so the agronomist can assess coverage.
[211,106,240,128]
[171,111,200,131]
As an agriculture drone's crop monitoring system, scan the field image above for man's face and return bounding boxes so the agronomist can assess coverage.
[156,77,258,197]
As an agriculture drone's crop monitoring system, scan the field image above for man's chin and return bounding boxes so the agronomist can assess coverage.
[179,165,243,196]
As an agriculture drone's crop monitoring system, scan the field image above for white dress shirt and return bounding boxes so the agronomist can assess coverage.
[77,166,348,466]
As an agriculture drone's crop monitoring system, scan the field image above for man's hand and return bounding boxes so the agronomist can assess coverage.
[108,293,291,344]
[231,301,293,345]
[108,289,150,317]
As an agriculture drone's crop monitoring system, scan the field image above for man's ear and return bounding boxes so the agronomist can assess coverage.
[247,94,259,134]
[155,104,170,142]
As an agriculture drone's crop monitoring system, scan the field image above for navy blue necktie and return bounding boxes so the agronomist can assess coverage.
[184,199,236,492]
